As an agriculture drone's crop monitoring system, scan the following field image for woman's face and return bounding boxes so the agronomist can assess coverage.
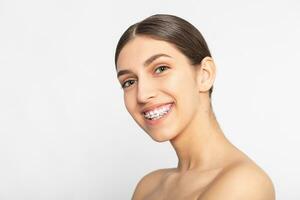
[116,36,203,142]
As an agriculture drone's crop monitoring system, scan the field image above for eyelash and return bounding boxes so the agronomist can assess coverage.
[121,65,169,89]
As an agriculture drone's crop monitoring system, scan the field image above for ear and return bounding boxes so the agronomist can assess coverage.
[196,56,216,94]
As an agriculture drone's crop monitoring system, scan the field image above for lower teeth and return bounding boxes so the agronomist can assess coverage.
[150,116,162,120]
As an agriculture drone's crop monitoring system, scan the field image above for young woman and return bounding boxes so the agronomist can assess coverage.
[114,14,275,200]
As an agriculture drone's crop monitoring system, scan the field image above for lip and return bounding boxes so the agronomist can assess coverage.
[141,102,174,114]
[143,103,174,126]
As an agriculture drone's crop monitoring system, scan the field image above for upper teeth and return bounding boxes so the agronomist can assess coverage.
[143,104,172,119]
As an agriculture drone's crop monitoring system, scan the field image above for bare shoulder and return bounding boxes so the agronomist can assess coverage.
[131,168,172,200]
[199,161,275,200]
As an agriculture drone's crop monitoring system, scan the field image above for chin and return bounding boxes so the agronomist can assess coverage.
[146,128,179,143]
[148,134,170,143]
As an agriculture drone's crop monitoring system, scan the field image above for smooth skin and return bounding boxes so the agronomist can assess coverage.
[116,36,275,200]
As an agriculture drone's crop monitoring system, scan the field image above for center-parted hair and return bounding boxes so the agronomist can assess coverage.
[115,14,213,98]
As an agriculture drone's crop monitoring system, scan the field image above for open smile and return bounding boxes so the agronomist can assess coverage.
[143,103,174,126]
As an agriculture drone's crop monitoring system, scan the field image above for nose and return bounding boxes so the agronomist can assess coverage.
[136,78,157,103]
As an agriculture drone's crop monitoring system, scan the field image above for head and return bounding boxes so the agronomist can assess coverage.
[115,14,216,142]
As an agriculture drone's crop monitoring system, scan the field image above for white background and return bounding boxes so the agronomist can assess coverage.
[0,0,299,199]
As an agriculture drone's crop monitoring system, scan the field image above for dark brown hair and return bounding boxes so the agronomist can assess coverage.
[114,14,213,98]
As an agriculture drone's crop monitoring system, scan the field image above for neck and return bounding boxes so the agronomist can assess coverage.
[169,99,236,173]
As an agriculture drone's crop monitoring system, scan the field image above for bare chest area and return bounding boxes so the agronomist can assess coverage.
[144,168,222,200]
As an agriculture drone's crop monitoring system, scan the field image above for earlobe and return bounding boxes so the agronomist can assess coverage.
[197,56,216,93]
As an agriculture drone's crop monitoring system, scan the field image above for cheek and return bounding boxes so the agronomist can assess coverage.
[163,69,197,99]
[159,71,182,93]
[123,93,135,115]
[166,70,199,116]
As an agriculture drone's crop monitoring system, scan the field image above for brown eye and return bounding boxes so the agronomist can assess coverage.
[154,66,169,74]
[122,79,135,89]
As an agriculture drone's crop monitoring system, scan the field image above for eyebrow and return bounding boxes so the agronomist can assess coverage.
[117,53,172,78]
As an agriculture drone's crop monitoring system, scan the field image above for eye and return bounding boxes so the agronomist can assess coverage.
[154,65,169,74]
[120,66,169,89]
[121,79,135,89]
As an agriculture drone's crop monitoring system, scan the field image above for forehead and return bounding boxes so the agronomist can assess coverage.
[116,36,186,70]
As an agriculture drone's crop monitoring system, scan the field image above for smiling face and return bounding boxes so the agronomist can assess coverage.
[116,36,206,142]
